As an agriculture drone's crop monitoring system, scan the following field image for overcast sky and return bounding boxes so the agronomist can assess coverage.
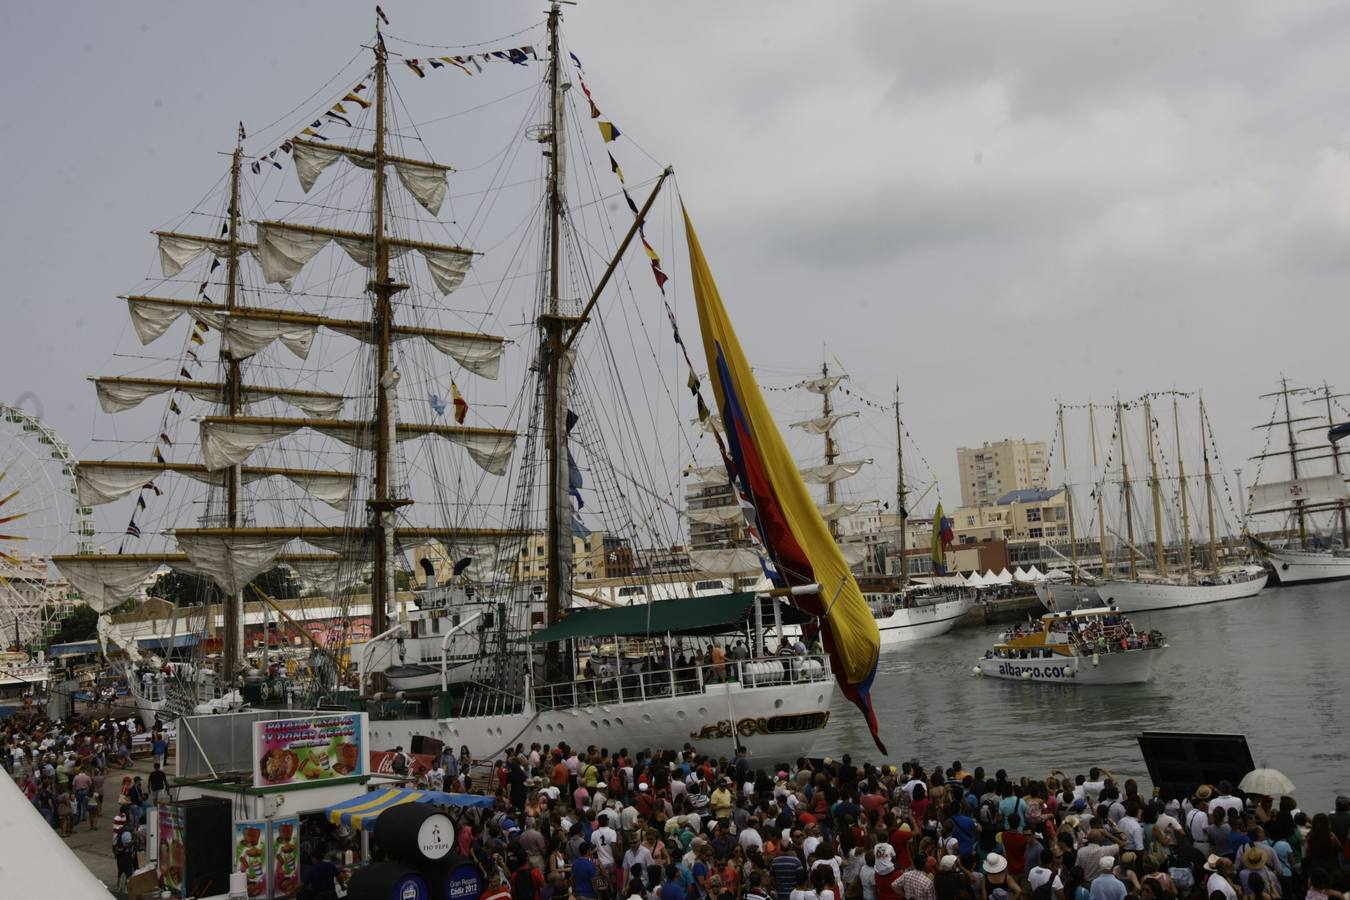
[4,1,1350,550]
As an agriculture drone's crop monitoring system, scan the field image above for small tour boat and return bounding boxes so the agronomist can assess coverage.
[973,606,1167,685]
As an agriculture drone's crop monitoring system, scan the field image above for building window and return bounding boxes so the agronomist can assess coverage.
[1025,509,1041,522]
[1028,528,1043,539]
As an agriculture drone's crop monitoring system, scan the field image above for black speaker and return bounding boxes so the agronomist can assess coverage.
[1136,731,1255,797]
[411,734,444,757]
[178,797,232,898]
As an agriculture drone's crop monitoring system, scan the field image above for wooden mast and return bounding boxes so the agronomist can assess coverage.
[895,383,907,590]
[542,1,571,678]
[1200,396,1220,573]
[368,23,408,648]
[1089,403,1110,578]
[222,131,244,682]
[1144,397,1168,578]
[1173,395,1193,581]
[1117,400,1138,580]
[1058,401,1078,583]
[1280,375,1308,544]
[822,361,839,539]
[1317,382,1350,547]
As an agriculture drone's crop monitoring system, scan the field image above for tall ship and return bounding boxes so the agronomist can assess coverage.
[1244,378,1350,585]
[1040,394,1266,613]
[49,5,886,759]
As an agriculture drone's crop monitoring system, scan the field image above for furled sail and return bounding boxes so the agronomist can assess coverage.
[198,415,516,475]
[818,501,866,521]
[799,459,871,484]
[74,460,355,510]
[93,377,345,418]
[802,374,846,395]
[685,505,746,526]
[685,202,884,753]
[1248,474,1350,513]
[122,297,504,378]
[685,464,730,485]
[290,138,451,216]
[51,555,172,612]
[790,411,858,435]
[174,532,290,596]
[155,231,257,279]
[254,221,475,295]
[689,548,762,574]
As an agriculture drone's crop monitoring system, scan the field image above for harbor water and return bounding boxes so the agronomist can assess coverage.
[818,580,1349,804]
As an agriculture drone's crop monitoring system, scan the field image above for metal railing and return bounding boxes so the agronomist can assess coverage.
[532,653,829,711]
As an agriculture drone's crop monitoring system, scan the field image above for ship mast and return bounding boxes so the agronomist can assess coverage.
[1058,401,1078,583]
[1089,403,1110,578]
[1280,376,1308,544]
[542,1,571,657]
[894,383,906,590]
[1117,400,1138,580]
[1144,397,1167,578]
[1201,396,1219,573]
[1173,395,1193,581]
[223,132,244,682]
[368,27,408,647]
[1314,382,1350,547]
[821,361,839,539]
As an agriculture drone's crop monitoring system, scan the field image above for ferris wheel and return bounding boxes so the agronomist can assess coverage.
[0,401,87,650]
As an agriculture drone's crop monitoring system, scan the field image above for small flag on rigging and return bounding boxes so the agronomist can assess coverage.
[451,383,468,424]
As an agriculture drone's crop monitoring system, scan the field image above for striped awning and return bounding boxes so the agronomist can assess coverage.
[326,788,495,831]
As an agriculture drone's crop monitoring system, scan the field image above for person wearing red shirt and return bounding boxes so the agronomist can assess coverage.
[481,869,512,900]
[890,819,916,872]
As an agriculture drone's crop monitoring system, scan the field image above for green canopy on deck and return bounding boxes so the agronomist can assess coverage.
[527,592,814,643]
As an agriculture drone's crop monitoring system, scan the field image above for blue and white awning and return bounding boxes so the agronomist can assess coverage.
[325,788,495,831]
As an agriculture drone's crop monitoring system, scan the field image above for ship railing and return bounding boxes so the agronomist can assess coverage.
[531,653,830,712]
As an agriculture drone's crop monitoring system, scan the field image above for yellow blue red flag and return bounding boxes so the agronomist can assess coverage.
[683,201,885,753]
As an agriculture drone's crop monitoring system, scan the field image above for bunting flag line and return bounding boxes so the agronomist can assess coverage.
[399,46,536,82]
[126,521,141,538]
[136,496,147,511]
[153,447,165,464]
[169,399,181,415]
[376,5,389,25]
[189,331,204,346]
[429,392,447,416]
[597,121,621,143]
[608,152,624,183]
[159,432,173,447]
[145,481,162,496]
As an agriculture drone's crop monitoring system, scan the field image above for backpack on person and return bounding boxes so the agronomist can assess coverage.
[979,797,1000,829]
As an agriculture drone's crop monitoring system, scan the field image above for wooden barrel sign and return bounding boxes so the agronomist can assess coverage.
[347,861,431,900]
[374,804,455,865]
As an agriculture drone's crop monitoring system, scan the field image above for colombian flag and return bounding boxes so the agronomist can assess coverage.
[684,202,885,754]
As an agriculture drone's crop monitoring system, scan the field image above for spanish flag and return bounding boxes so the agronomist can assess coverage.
[684,201,884,753]
[451,382,467,424]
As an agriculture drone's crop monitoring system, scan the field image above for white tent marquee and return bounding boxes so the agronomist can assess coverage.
[1,769,113,897]
[996,568,1014,585]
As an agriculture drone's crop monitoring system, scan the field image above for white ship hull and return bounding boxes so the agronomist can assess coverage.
[1033,582,1102,611]
[1094,572,1268,613]
[974,646,1164,684]
[1265,549,1350,585]
[876,595,974,645]
[364,676,836,763]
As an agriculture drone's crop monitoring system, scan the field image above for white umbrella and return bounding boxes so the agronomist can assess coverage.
[1239,768,1295,796]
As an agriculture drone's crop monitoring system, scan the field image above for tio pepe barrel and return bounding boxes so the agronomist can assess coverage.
[373,803,455,865]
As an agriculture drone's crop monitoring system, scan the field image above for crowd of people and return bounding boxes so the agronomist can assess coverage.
[1,708,172,894]
[376,748,1347,900]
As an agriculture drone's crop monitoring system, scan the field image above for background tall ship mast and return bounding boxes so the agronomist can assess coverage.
[1040,395,1266,613]
[1244,378,1350,584]
[46,4,876,758]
